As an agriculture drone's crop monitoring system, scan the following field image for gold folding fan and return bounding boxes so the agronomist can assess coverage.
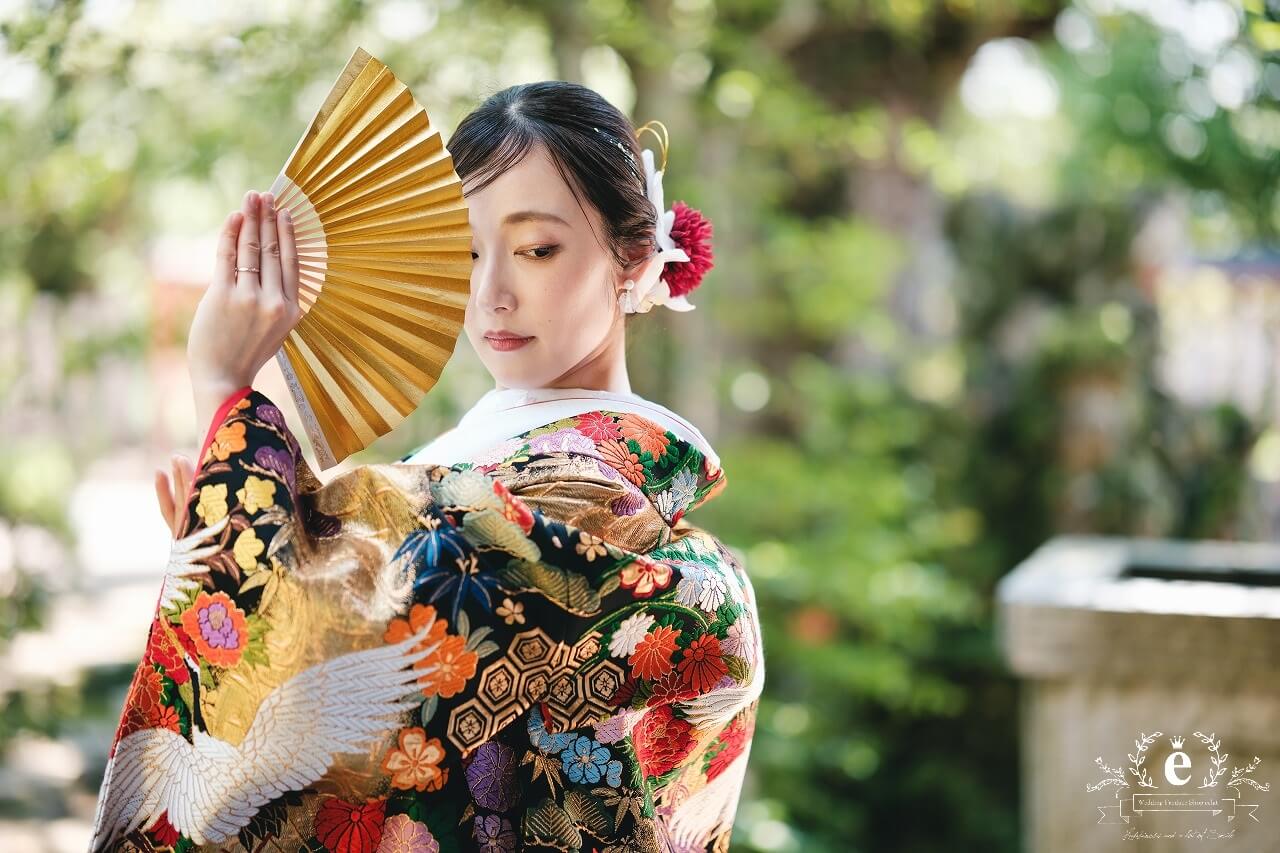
[266,46,471,470]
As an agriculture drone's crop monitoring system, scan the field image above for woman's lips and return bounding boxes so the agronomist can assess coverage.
[485,334,535,352]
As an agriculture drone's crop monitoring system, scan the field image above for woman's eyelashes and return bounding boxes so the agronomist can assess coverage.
[521,244,560,260]
[469,244,560,261]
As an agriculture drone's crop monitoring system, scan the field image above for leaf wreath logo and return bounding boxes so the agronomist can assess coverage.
[1085,730,1272,795]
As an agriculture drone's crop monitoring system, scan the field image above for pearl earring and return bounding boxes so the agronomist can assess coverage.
[618,279,636,314]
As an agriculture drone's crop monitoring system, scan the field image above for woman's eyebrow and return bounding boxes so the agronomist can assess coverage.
[502,210,570,227]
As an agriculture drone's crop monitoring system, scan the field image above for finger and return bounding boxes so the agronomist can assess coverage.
[213,210,244,290]
[278,206,299,306]
[259,192,284,304]
[155,469,176,534]
[173,454,193,509]
[235,190,262,288]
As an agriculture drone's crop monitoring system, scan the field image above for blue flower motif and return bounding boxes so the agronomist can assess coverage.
[527,704,575,755]
[560,735,623,786]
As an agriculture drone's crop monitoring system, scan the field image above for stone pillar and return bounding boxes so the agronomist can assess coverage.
[996,535,1280,853]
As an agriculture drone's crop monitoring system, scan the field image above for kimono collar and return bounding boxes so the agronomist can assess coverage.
[401,386,722,473]
[458,386,721,469]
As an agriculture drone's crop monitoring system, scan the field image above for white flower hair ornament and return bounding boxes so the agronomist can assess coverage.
[606,120,715,315]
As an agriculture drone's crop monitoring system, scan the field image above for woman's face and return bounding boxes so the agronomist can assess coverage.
[462,142,650,391]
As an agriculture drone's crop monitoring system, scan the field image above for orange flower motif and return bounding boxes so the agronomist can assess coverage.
[203,420,247,464]
[599,440,647,486]
[619,414,670,460]
[150,703,182,733]
[383,604,477,698]
[421,633,478,699]
[180,590,249,668]
[628,624,680,681]
[382,726,449,792]
[620,556,673,598]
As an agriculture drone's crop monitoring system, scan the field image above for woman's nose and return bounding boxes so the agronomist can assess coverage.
[472,257,516,313]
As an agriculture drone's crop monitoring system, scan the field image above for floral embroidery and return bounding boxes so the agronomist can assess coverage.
[560,735,623,786]
[194,482,228,525]
[179,590,248,667]
[678,633,729,693]
[575,530,609,561]
[382,603,478,698]
[472,814,516,853]
[629,624,681,680]
[94,393,760,853]
[382,727,449,792]
[204,419,247,464]
[675,562,729,612]
[232,527,264,571]
[235,474,277,514]
[608,611,656,658]
[495,596,525,625]
[619,555,673,598]
[618,412,670,459]
[376,813,440,853]
[634,705,696,777]
[313,797,386,853]
[599,439,647,485]
[574,410,623,442]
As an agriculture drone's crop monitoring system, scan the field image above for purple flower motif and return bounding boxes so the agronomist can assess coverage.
[594,458,626,483]
[376,813,439,852]
[464,741,517,811]
[609,490,647,517]
[528,427,595,455]
[199,600,241,650]
[254,403,285,430]
[472,814,515,853]
[255,446,296,495]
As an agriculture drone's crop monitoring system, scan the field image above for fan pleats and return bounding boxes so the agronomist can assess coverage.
[267,47,471,469]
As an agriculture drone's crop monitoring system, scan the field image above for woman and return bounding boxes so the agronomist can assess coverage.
[95,82,763,853]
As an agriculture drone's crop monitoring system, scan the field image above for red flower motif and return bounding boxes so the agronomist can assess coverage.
[628,624,680,681]
[492,479,535,534]
[609,674,638,708]
[575,410,622,442]
[647,670,697,707]
[707,713,753,781]
[678,633,728,693]
[145,618,190,685]
[634,704,695,777]
[664,200,714,299]
[313,796,386,853]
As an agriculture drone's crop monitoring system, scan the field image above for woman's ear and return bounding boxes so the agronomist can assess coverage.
[618,249,661,294]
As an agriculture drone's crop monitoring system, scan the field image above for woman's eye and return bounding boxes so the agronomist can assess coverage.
[522,244,559,260]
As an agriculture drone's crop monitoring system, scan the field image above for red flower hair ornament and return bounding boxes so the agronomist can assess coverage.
[615,120,715,314]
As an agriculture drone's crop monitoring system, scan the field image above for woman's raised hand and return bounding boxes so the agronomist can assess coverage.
[186,190,301,429]
[155,453,194,538]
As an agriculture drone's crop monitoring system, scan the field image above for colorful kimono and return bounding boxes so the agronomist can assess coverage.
[90,385,764,853]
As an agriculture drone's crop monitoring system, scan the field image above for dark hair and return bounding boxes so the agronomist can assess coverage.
[446,81,656,317]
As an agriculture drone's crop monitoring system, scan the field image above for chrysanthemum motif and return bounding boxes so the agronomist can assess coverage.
[609,611,656,658]
[675,564,728,613]
[665,200,714,298]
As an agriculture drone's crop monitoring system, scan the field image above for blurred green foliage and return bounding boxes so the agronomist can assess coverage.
[1,0,1278,850]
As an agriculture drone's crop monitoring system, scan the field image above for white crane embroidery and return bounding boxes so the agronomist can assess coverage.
[89,608,443,850]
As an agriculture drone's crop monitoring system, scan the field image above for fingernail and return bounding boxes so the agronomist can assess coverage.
[282,207,291,221]
[264,193,274,213]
